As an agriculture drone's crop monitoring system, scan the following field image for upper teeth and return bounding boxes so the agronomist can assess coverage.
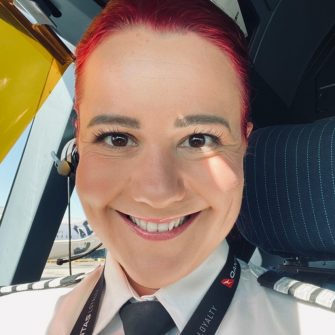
[129,216,186,233]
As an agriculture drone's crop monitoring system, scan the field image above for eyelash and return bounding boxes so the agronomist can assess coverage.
[92,128,225,149]
[93,129,137,146]
[181,129,223,150]
[192,128,224,143]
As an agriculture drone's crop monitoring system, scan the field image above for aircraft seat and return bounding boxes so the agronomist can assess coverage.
[237,117,335,310]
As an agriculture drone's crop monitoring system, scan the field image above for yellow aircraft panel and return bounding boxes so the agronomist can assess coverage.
[0,17,67,162]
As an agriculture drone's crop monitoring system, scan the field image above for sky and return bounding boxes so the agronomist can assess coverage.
[0,124,85,221]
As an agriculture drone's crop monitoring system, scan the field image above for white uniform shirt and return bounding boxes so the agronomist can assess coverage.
[1,240,335,334]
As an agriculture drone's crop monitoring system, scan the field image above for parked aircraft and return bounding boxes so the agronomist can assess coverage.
[0,207,102,260]
[48,220,103,260]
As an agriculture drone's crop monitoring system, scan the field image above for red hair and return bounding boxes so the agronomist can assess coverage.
[75,0,250,138]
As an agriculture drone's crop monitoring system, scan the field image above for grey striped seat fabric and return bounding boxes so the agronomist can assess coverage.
[237,117,335,260]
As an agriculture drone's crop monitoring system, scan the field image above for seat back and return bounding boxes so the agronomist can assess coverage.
[237,117,335,261]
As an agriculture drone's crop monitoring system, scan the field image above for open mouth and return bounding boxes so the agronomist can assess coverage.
[117,211,199,234]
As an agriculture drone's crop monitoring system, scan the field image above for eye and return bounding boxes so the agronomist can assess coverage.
[180,133,221,149]
[96,132,137,147]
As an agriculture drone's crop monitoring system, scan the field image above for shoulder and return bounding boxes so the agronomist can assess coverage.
[233,260,335,333]
[0,282,74,334]
[0,269,102,335]
[240,259,335,312]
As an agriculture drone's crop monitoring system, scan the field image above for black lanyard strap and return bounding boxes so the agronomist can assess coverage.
[70,272,105,335]
[180,248,240,335]
[70,247,240,335]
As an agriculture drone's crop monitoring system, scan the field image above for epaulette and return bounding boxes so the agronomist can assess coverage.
[258,270,335,312]
[0,272,86,297]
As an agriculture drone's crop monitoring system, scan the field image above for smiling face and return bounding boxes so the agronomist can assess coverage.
[76,26,250,295]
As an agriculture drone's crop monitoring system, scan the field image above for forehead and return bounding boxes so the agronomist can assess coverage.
[79,26,242,127]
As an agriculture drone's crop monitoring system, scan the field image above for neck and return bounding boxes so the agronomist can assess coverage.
[127,275,159,296]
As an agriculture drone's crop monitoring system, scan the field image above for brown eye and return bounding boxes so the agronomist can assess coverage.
[96,132,137,147]
[181,133,220,149]
[188,134,206,148]
[110,134,129,146]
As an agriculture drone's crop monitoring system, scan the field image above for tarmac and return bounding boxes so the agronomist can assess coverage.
[42,259,105,279]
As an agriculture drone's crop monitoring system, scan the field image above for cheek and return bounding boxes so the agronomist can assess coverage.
[206,156,244,192]
[185,154,244,197]
[75,153,125,207]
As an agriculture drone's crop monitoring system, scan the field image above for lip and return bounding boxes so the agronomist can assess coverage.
[117,210,201,241]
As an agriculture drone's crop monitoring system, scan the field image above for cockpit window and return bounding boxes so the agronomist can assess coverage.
[0,123,31,224]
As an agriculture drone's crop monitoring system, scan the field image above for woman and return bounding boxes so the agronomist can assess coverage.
[1,1,335,334]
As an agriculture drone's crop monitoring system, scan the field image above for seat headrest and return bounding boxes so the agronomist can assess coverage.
[237,117,335,260]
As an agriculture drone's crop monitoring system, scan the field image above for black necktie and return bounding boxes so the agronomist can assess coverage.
[119,300,175,335]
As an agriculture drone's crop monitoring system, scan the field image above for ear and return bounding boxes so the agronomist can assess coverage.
[246,122,253,139]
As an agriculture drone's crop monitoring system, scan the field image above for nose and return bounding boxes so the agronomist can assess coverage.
[130,147,186,208]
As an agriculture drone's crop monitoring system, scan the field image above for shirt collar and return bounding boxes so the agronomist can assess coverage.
[156,241,229,331]
[94,253,133,333]
[96,240,229,333]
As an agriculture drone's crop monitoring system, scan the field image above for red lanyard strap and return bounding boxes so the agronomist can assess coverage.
[70,248,240,335]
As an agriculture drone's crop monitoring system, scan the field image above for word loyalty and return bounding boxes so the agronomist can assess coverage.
[196,305,218,334]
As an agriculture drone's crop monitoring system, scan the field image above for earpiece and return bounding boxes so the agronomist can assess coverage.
[51,139,79,177]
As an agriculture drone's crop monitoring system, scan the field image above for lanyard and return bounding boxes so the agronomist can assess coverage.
[70,269,105,335]
[180,247,240,335]
[70,247,240,335]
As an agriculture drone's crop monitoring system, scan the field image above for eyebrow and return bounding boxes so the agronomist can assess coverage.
[87,113,230,130]
[175,114,230,131]
[87,114,140,129]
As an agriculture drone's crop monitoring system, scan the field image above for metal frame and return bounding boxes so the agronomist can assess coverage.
[0,66,75,285]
